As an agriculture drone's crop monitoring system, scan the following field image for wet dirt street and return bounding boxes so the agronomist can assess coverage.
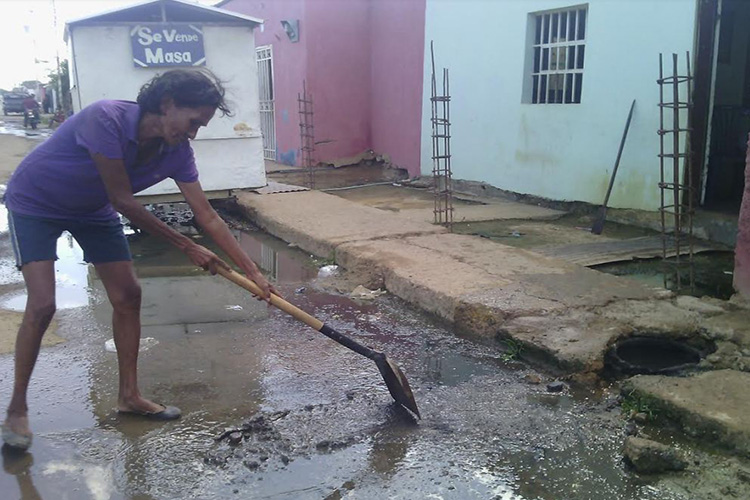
[0,198,734,500]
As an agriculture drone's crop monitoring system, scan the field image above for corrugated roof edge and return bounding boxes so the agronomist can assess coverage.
[65,0,263,30]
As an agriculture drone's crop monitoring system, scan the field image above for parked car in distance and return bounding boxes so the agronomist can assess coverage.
[3,92,28,115]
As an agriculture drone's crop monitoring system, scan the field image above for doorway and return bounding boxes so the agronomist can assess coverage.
[703,0,750,212]
[256,45,276,161]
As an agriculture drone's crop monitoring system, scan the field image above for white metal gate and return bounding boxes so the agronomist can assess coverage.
[256,45,276,160]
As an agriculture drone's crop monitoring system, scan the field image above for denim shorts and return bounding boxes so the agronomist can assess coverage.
[7,210,132,269]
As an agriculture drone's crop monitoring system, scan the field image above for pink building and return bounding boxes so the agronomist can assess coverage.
[218,0,425,177]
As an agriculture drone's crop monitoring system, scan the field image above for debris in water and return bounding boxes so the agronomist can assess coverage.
[523,373,542,385]
[318,265,339,278]
[105,337,158,353]
[295,287,306,294]
[350,285,386,300]
[225,305,244,311]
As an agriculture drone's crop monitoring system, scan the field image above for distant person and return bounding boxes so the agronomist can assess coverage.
[1,69,278,451]
[22,94,39,112]
[22,94,40,129]
[42,93,51,114]
[48,109,66,129]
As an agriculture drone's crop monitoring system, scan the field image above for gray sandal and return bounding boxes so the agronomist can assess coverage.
[2,424,32,451]
[117,405,181,421]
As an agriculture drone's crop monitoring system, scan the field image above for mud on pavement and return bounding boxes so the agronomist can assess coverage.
[0,194,748,498]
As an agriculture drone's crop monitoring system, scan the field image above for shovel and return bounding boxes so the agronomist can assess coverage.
[591,99,636,235]
[217,267,421,419]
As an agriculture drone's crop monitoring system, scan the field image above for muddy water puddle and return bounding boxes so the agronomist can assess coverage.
[455,217,735,300]
[595,252,736,300]
[0,205,733,499]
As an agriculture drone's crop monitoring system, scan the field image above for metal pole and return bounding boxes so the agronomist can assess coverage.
[52,0,62,111]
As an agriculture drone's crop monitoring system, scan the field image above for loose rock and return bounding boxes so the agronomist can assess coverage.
[546,381,565,393]
[623,436,688,474]
[633,412,649,424]
[228,432,243,446]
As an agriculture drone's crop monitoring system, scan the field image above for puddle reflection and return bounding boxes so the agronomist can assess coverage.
[0,123,51,140]
[127,224,318,283]
[0,232,90,310]
[2,447,42,500]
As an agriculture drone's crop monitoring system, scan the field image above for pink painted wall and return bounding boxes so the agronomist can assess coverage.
[220,0,425,172]
[220,0,307,165]
[734,133,750,297]
[305,0,372,163]
[370,0,425,177]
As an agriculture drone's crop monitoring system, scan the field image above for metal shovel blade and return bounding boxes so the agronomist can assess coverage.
[374,353,421,419]
[319,324,421,419]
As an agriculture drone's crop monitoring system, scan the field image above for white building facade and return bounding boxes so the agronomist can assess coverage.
[421,0,700,211]
[66,0,267,198]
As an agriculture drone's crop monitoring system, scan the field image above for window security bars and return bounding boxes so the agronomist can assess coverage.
[531,6,587,104]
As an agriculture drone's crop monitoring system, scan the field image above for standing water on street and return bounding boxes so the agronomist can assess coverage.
[0,203,734,499]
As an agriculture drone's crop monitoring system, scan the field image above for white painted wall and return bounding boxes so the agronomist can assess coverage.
[421,0,698,210]
[69,23,266,196]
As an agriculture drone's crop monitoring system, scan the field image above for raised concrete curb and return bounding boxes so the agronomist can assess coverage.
[234,190,666,373]
[623,370,750,457]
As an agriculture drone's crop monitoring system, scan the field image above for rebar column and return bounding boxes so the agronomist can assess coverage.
[430,41,453,230]
[298,80,315,189]
[657,52,695,292]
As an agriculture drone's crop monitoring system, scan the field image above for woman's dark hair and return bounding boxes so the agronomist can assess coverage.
[137,69,232,116]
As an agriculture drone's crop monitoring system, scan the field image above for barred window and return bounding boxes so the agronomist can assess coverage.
[530,6,587,104]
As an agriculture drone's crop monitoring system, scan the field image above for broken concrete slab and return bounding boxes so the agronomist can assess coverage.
[600,300,703,336]
[702,310,750,347]
[623,370,750,457]
[499,310,631,373]
[701,341,750,372]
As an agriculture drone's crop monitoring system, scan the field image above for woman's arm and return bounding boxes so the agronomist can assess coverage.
[92,153,227,273]
[177,179,277,300]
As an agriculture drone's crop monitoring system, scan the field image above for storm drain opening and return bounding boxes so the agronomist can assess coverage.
[605,336,705,376]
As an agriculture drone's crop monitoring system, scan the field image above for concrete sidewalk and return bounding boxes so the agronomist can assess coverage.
[235,190,666,372]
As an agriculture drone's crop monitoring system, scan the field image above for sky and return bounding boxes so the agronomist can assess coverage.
[0,0,221,91]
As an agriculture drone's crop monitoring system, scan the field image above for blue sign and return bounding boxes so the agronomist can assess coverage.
[131,24,206,67]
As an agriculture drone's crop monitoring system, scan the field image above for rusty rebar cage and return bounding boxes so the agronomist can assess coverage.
[430,41,453,230]
[298,80,315,189]
[657,52,695,292]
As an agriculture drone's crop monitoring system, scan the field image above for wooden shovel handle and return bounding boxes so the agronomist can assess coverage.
[217,267,324,331]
